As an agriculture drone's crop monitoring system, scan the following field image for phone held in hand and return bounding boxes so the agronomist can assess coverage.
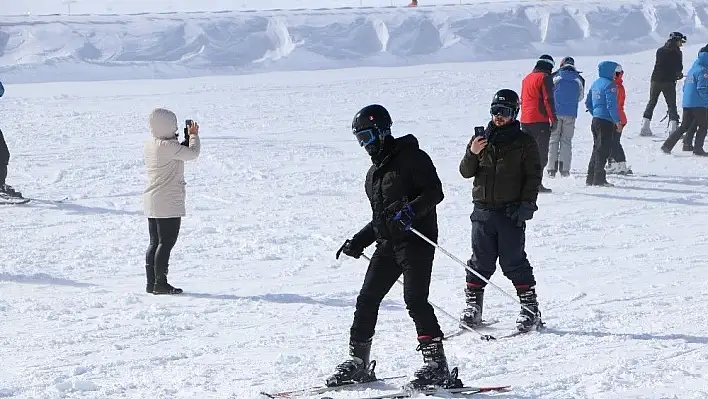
[474,126,486,138]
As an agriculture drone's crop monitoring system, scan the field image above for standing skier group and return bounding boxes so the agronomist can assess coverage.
[326,31,700,390]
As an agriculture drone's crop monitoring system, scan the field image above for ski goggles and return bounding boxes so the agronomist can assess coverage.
[490,105,515,117]
[354,128,378,146]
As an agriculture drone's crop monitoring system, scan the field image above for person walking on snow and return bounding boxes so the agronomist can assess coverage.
[606,64,633,175]
[547,56,584,177]
[640,32,686,136]
[329,105,461,390]
[458,89,544,333]
[520,54,557,192]
[585,61,623,186]
[661,46,708,156]
[0,80,25,202]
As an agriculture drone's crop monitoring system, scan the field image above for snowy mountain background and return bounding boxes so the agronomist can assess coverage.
[2,1,708,398]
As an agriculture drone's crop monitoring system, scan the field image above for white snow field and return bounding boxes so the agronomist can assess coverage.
[3,1,708,399]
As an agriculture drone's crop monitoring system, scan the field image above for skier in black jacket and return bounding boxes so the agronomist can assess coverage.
[640,32,686,136]
[458,89,544,333]
[329,104,458,390]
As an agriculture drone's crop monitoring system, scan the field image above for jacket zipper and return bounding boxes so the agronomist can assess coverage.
[490,145,497,207]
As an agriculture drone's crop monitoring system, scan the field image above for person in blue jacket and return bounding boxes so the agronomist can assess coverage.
[585,61,622,186]
[661,46,708,156]
[548,56,585,177]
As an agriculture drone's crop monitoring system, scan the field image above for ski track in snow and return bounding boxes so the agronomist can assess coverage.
[2,49,708,398]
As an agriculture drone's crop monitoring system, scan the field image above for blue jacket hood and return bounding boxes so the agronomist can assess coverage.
[598,61,619,79]
[697,52,708,67]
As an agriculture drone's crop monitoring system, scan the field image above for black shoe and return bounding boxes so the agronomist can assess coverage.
[145,265,155,293]
[152,277,183,295]
[0,184,23,198]
[547,170,557,178]
[661,145,671,154]
[459,286,484,328]
[516,286,542,332]
[408,337,455,389]
[694,148,708,156]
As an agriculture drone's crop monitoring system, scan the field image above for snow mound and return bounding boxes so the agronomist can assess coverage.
[0,0,706,83]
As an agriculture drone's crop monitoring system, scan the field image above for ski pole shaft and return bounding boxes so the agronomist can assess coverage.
[408,227,536,316]
[360,253,493,340]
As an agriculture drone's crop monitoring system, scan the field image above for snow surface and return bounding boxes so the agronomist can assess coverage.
[3,37,708,397]
[2,0,708,83]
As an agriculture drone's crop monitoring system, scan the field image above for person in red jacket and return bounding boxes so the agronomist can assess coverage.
[606,64,633,175]
[520,54,557,193]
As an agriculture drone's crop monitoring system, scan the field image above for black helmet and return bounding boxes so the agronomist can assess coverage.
[669,31,687,43]
[490,89,520,119]
[352,104,392,132]
[352,104,393,152]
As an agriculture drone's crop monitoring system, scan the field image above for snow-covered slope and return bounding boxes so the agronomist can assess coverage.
[2,46,708,398]
[1,0,706,83]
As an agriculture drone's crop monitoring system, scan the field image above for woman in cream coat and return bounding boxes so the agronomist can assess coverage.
[143,108,200,294]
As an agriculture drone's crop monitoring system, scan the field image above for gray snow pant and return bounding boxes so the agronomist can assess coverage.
[547,115,576,173]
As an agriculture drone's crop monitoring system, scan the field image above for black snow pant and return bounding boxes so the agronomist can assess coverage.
[586,118,615,185]
[521,122,551,172]
[663,107,708,152]
[0,128,9,186]
[609,128,627,163]
[465,205,536,289]
[350,241,443,342]
[146,218,182,280]
[643,81,679,121]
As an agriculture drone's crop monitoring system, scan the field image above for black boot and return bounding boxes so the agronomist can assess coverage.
[408,337,460,389]
[326,339,376,387]
[459,286,484,328]
[516,286,542,332]
[152,263,183,295]
[145,265,155,293]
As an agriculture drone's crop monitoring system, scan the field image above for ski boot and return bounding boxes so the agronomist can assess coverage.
[547,161,558,178]
[0,184,23,199]
[406,336,462,390]
[459,285,484,328]
[326,339,377,387]
[515,285,543,333]
[639,118,653,136]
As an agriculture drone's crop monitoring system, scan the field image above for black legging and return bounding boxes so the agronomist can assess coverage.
[0,128,9,186]
[146,218,181,279]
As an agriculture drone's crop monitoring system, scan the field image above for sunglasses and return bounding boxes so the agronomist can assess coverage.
[490,105,515,117]
[354,128,377,146]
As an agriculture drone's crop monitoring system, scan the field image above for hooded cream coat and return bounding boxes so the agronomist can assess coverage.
[143,108,200,218]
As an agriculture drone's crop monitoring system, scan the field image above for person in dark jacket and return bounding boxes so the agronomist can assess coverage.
[661,47,708,156]
[520,54,556,192]
[0,79,25,202]
[585,61,623,186]
[458,89,543,333]
[330,104,458,390]
[640,32,686,136]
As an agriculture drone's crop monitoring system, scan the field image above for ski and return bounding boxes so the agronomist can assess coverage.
[345,384,512,398]
[260,374,405,398]
[0,196,30,205]
[443,319,500,340]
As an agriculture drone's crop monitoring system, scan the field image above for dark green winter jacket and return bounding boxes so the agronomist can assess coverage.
[459,120,542,208]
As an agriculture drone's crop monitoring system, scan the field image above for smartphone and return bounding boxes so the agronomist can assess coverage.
[474,126,485,138]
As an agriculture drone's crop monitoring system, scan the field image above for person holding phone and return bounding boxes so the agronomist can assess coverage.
[458,89,544,333]
[142,109,200,294]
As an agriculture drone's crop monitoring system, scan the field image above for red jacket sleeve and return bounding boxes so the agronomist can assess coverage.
[541,74,556,122]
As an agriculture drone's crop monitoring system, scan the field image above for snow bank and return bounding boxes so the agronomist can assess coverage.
[1,0,707,83]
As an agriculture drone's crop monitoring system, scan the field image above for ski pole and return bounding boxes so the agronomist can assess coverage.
[360,253,495,341]
[408,227,537,317]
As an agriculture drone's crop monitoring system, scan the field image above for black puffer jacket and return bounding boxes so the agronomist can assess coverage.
[459,120,541,208]
[651,41,683,82]
[351,134,444,247]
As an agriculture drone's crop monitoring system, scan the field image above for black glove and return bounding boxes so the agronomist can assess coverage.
[506,202,538,226]
[336,239,364,260]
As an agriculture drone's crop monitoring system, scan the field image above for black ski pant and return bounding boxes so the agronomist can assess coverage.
[586,118,614,185]
[146,217,182,280]
[465,205,536,289]
[609,127,626,163]
[521,122,551,172]
[0,128,9,186]
[663,107,708,152]
[350,242,443,342]
[643,81,679,121]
